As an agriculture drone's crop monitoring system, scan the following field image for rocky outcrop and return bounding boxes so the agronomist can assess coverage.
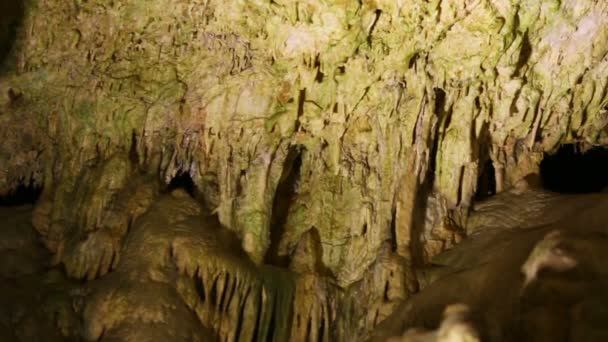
[2,0,608,288]
[372,191,608,341]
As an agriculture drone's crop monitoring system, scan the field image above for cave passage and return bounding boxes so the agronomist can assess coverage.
[540,144,608,193]
[0,181,42,207]
[475,158,497,200]
[166,172,197,197]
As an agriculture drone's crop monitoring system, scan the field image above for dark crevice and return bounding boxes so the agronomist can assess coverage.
[194,278,206,303]
[266,302,277,342]
[315,69,325,83]
[236,170,247,197]
[509,88,522,115]
[251,291,262,342]
[456,166,464,205]
[0,0,24,72]
[305,315,312,341]
[0,181,42,207]
[318,316,325,342]
[7,88,22,105]
[366,9,382,46]
[224,278,237,313]
[540,144,608,193]
[218,273,229,311]
[314,54,324,83]
[434,88,451,143]
[383,281,390,302]
[428,121,441,187]
[295,89,306,132]
[209,275,220,307]
[233,289,249,341]
[434,88,446,115]
[166,172,196,197]
[515,31,532,77]
[389,207,398,252]
[265,146,304,267]
[408,53,419,69]
[129,131,139,165]
[475,158,496,200]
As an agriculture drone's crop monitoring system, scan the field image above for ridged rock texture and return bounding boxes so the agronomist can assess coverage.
[0,0,608,341]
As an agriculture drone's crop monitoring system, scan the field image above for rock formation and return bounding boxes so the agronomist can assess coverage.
[1,0,608,341]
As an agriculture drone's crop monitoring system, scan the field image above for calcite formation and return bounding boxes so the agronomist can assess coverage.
[1,0,608,341]
[372,189,608,341]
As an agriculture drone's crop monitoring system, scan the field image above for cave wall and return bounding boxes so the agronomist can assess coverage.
[1,0,608,339]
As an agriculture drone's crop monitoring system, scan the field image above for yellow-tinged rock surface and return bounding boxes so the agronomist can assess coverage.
[1,0,608,340]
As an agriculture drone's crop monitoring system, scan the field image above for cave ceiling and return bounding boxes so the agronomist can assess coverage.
[0,0,608,341]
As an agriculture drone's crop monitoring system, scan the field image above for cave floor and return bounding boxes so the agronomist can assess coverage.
[2,189,608,342]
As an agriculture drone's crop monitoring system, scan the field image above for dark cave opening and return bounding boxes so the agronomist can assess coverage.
[540,144,608,193]
[475,158,496,200]
[166,172,197,197]
[265,146,303,267]
[0,181,42,207]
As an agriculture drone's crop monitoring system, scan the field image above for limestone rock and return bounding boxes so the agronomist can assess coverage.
[1,0,608,340]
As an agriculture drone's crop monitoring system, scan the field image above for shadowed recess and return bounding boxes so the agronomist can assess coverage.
[0,181,42,206]
[265,146,304,267]
[166,172,196,197]
[0,0,24,70]
[475,158,496,200]
[541,144,608,193]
